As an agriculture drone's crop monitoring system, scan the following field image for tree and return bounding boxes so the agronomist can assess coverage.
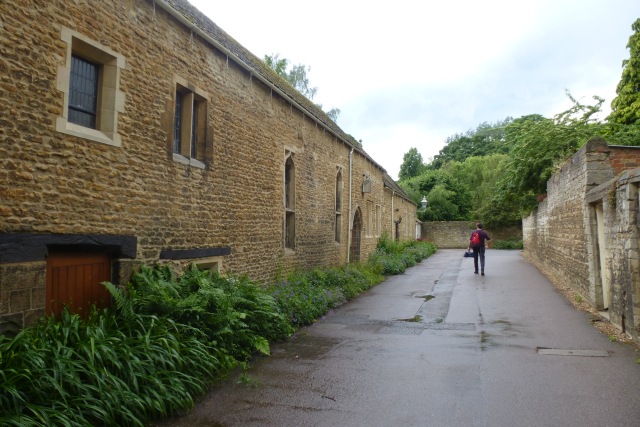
[400,169,472,221]
[398,147,425,180]
[499,94,607,214]
[608,18,640,126]
[429,118,513,169]
[264,53,341,122]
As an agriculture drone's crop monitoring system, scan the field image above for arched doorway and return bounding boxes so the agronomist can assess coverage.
[350,207,362,262]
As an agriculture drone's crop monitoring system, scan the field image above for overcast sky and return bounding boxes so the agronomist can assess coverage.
[187,0,639,179]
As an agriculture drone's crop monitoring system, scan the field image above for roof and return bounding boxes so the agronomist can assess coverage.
[383,173,415,205]
[161,0,388,174]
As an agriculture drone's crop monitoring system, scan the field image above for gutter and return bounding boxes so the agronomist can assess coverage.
[152,0,356,152]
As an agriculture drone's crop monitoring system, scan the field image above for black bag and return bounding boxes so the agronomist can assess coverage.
[463,251,473,258]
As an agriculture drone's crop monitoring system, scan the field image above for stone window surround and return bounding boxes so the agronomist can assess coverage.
[335,167,343,244]
[172,77,208,169]
[284,150,296,251]
[56,27,125,147]
[366,200,374,238]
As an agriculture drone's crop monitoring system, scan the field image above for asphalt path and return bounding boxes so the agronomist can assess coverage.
[155,249,640,427]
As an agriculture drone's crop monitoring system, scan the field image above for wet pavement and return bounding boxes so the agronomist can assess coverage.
[154,249,640,427]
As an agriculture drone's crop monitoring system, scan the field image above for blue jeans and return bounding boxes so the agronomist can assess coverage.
[472,246,485,272]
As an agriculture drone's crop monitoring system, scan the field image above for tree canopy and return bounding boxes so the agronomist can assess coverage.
[428,118,513,169]
[264,53,340,122]
[398,147,425,180]
[608,18,640,126]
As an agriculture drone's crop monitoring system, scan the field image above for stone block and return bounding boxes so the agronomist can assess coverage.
[9,289,31,312]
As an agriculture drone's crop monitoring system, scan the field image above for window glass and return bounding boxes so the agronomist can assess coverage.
[173,91,183,153]
[69,55,99,128]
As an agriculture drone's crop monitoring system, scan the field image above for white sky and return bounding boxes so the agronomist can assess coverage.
[187,0,639,179]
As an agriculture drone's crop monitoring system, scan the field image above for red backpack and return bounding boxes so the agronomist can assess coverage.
[470,231,480,247]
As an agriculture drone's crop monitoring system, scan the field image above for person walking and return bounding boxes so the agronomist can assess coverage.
[468,223,491,275]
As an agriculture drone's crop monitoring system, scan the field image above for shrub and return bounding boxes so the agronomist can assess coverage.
[128,265,292,360]
[492,238,523,250]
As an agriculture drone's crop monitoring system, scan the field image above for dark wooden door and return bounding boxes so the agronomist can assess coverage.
[46,252,111,318]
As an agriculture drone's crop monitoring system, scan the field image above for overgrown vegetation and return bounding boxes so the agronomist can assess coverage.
[369,233,437,275]
[0,239,436,426]
[491,238,524,250]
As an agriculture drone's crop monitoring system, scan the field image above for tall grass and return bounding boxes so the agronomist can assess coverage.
[0,301,218,426]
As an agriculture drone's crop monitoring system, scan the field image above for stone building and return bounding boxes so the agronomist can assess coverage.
[523,138,640,341]
[0,0,415,331]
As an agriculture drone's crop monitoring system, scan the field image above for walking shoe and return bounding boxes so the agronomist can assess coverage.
[481,271,485,276]
[474,270,478,274]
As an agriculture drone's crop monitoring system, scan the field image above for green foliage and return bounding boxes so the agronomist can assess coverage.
[369,234,437,275]
[264,53,340,122]
[500,95,608,214]
[264,53,317,100]
[398,147,425,180]
[0,305,218,426]
[128,265,292,360]
[491,238,523,250]
[400,169,472,221]
[608,18,640,126]
[0,242,438,425]
[429,118,513,169]
[267,263,383,327]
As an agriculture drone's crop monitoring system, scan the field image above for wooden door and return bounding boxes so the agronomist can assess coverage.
[46,252,112,318]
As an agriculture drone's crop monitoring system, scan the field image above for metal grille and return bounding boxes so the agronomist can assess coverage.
[69,55,98,128]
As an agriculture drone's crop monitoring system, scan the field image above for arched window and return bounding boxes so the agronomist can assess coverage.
[335,168,343,243]
[285,153,296,249]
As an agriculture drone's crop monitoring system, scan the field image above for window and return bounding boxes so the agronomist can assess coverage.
[285,152,296,249]
[376,205,381,237]
[172,83,207,168]
[335,168,343,243]
[194,257,222,274]
[69,55,99,128]
[404,210,408,237]
[56,27,125,147]
[367,201,373,237]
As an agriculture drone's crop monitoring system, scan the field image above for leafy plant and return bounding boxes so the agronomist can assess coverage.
[127,265,292,361]
[492,239,524,250]
[0,304,218,426]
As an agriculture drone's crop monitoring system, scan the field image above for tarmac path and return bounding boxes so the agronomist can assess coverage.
[154,249,640,427]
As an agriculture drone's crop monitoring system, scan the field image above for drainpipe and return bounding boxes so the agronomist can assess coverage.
[347,147,354,262]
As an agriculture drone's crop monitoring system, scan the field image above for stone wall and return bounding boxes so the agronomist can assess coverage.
[0,0,415,329]
[523,138,640,340]
[421,221,521,248]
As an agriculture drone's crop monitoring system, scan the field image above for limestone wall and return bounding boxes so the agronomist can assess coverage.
[523,138,640,339]
[0,0,415,329]
[421,221,521,248]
